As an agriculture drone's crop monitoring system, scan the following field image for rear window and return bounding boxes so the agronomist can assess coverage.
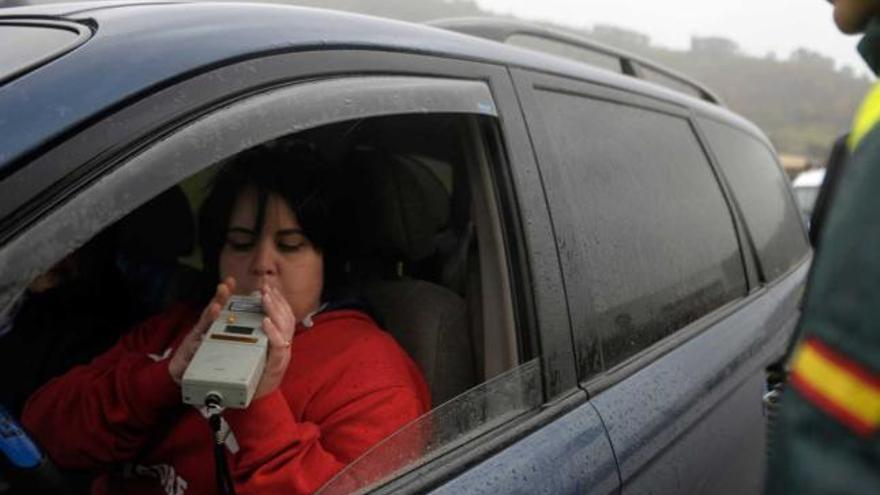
[698,117,809,281]
[0,22,88,84]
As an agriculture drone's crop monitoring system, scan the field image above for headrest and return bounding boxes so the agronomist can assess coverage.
[116,186,195,263]
[348,147,450,262]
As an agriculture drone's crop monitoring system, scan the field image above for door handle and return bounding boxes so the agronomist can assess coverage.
[764,368,786,462]
[763,385,782,412]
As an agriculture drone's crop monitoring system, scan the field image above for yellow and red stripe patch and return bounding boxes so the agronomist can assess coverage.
[790,337,880,437]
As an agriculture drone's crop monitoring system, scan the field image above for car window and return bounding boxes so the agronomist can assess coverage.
[531,89,746,373]
[1,73,534,493]
[698,117,810,281]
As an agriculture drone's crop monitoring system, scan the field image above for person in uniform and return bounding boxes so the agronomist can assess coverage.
[766,1,880,493]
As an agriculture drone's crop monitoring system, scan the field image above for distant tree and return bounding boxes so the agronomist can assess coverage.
[591,24,651,48]
[277,0,485,21]
[789,48,836,71]
[690,36,740,56]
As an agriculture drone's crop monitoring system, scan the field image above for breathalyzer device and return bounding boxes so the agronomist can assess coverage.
[182,294,268,409]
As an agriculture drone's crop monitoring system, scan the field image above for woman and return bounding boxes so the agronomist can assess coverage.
[22,144,431,494]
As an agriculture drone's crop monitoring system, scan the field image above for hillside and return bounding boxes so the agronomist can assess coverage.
[278,0,872,160]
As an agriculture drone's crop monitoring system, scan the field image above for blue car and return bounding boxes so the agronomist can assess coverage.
[0,3,810,494]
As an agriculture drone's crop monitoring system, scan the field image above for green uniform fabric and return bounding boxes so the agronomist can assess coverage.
[765,17,880,495]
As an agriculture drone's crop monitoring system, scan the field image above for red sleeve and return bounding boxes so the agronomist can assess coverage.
[223,333,430,494]
[20,306,195,469]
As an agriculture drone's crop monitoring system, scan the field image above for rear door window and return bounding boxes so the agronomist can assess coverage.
[698,117,810,281]
[517,73,746,375]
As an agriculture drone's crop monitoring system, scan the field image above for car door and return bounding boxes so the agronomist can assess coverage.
[0,47,619,495]
[307,56,618,495]
[512,68,810,494]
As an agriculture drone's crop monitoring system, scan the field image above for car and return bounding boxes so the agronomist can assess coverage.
[0,3,811,494]
[792,168,826,227]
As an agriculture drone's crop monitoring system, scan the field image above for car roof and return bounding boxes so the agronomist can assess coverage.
[792,168,826,188]
[0,1,765,176]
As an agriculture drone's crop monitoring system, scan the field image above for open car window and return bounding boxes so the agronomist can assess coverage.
[1,74,541,494]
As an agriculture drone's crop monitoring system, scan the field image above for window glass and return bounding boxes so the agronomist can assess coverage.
[507,34,622,73]
[698,118,810,280]
[317,358,542,494]
[0,24,82,82]
[534,90,746,371]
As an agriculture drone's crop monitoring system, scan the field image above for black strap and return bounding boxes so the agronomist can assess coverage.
[208,410,236,495]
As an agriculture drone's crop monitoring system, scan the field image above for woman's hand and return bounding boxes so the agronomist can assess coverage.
[168,277,236,384]
[254,284,298,400]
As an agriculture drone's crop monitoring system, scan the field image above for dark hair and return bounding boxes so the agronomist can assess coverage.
[198,142,349,300]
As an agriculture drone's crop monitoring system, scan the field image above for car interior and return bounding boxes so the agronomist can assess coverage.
[0,112,536,494]
[166,113,517,397]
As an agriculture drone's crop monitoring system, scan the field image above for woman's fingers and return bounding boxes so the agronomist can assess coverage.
[262,316,289,350]
[221,277,236,302]
[193,278,235,334]
[214,277,235,313]
[168,277,237,385]
[261,285,296,340]
[269,285,294,321]
[253,288,297,399]
[254,316,291,399]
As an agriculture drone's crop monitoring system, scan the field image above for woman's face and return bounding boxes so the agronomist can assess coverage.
[219,187,324,319]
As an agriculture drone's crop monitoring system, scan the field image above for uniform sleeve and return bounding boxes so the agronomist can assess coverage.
[766,120,880,493]
[223,334,431,494]
[20,307,194,469]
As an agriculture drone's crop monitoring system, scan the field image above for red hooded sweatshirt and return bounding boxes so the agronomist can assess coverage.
[22,306,430,494]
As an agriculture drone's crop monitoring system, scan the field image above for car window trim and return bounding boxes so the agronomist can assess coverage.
[0,75,496,315]
[689,109,763,292]
[0,50,505,237]
[512,67,751,385]
[694,114,810,284]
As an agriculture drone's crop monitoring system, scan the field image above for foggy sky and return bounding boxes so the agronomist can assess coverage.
[474,0,871,77]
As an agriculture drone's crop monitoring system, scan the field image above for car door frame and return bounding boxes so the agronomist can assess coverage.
[510,66,808,494]
[0,48,592,493]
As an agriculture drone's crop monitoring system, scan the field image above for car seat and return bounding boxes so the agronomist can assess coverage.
[344,146,478,407]
[114,185,206,320]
